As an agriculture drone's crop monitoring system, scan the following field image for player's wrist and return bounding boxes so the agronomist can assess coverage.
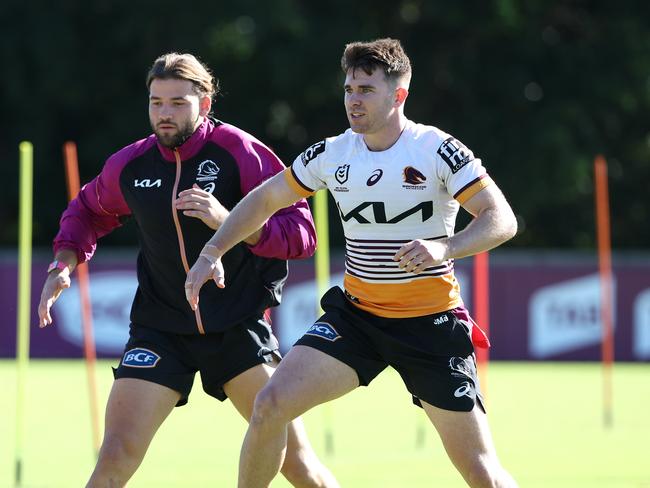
[47,259,73,276]
[441,238,454,261]
[199,244,223,264]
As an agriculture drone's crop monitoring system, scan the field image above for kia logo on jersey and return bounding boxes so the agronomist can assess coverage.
[134,179,161,188]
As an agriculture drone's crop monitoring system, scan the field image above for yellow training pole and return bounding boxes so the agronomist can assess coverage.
[15,141,33,487]
[313,190,334,455]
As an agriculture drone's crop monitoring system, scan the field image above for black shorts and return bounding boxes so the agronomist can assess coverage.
[295,287,484,412]
[113,316,280,406]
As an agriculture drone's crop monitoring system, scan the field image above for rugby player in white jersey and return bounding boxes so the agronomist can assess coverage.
[185,38,519,487]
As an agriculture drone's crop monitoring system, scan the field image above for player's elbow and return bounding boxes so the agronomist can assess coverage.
[500,207,518,243]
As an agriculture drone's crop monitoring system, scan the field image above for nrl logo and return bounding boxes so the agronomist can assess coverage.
[335,164,350,184]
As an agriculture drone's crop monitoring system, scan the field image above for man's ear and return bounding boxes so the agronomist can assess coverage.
[394,87,409,107]
[199,95,212,116]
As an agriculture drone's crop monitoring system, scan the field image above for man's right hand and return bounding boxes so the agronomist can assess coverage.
[38,268,72,328]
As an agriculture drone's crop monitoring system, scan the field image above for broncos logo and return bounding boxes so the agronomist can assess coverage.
[197,160,220,178]
[403,166,426,185]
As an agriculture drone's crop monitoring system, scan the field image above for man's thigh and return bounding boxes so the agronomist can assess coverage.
[262,345,360,419]
[421,401,498,471]
[103,378,181,442]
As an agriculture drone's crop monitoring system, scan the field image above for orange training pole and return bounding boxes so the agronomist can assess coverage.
[473,251,489,401]
[594,154,614,427]
[63,141,101,454]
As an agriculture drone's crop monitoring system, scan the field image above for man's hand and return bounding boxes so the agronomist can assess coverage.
[37,268,72,327]
[176,184,228,230]
[393,239,449,274]
[185,251,225,311]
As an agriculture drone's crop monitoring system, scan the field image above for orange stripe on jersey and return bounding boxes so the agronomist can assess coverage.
[454,175,493,205]
[344,273,463,318]
[284,167,315,197]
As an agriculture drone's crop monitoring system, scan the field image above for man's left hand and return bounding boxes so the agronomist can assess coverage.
[176,184,228,230]
[185,253,225,310]
[393,239,449,274]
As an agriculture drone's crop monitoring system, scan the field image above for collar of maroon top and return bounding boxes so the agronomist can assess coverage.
[156,116,212,162]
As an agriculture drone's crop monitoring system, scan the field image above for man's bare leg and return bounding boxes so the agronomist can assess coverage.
[224,360,339,487]
[422,401,518,488]
[238,346,359,488]
[86,378,180,487]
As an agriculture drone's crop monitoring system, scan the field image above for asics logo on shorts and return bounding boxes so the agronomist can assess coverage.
[305,322,341,342]
[122,348,161,368]
[453,381,474,398]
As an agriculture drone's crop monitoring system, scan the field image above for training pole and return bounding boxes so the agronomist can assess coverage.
[473,251,490,401]
[594,155,614,427]
[63,142,101,454]
[15,141,33,487]
[313,190,334,455]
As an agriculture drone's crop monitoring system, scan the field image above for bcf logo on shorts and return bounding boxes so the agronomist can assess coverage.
[304,322,341,342]
[122,348,161,368]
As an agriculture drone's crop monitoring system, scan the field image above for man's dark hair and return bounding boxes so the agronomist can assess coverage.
[146,53,218,99]
[341,38,412,84]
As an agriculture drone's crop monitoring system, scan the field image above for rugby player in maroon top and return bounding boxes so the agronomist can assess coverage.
[37,53,339,488]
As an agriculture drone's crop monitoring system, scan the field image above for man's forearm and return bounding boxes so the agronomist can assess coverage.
[204,186,275,257]
[446,205,517,260]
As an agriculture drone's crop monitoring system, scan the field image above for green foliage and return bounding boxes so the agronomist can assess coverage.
[2,1,649,249]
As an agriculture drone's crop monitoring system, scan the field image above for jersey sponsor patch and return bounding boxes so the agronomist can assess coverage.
[121,348,161,368]
[300,140,326,166]
[304,321,342,342]
[437,137,475,174]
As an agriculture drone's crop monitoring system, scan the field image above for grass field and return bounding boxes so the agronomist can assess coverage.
[1,360,649,487]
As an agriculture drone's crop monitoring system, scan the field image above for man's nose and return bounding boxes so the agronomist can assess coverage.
[159,104,174,118]
[347,95,361,107]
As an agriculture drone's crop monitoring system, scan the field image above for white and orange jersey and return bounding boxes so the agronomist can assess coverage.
[285,119,493,318]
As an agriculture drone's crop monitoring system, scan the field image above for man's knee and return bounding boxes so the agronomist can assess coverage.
[97,433,146,469]
[250,384,293,426]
